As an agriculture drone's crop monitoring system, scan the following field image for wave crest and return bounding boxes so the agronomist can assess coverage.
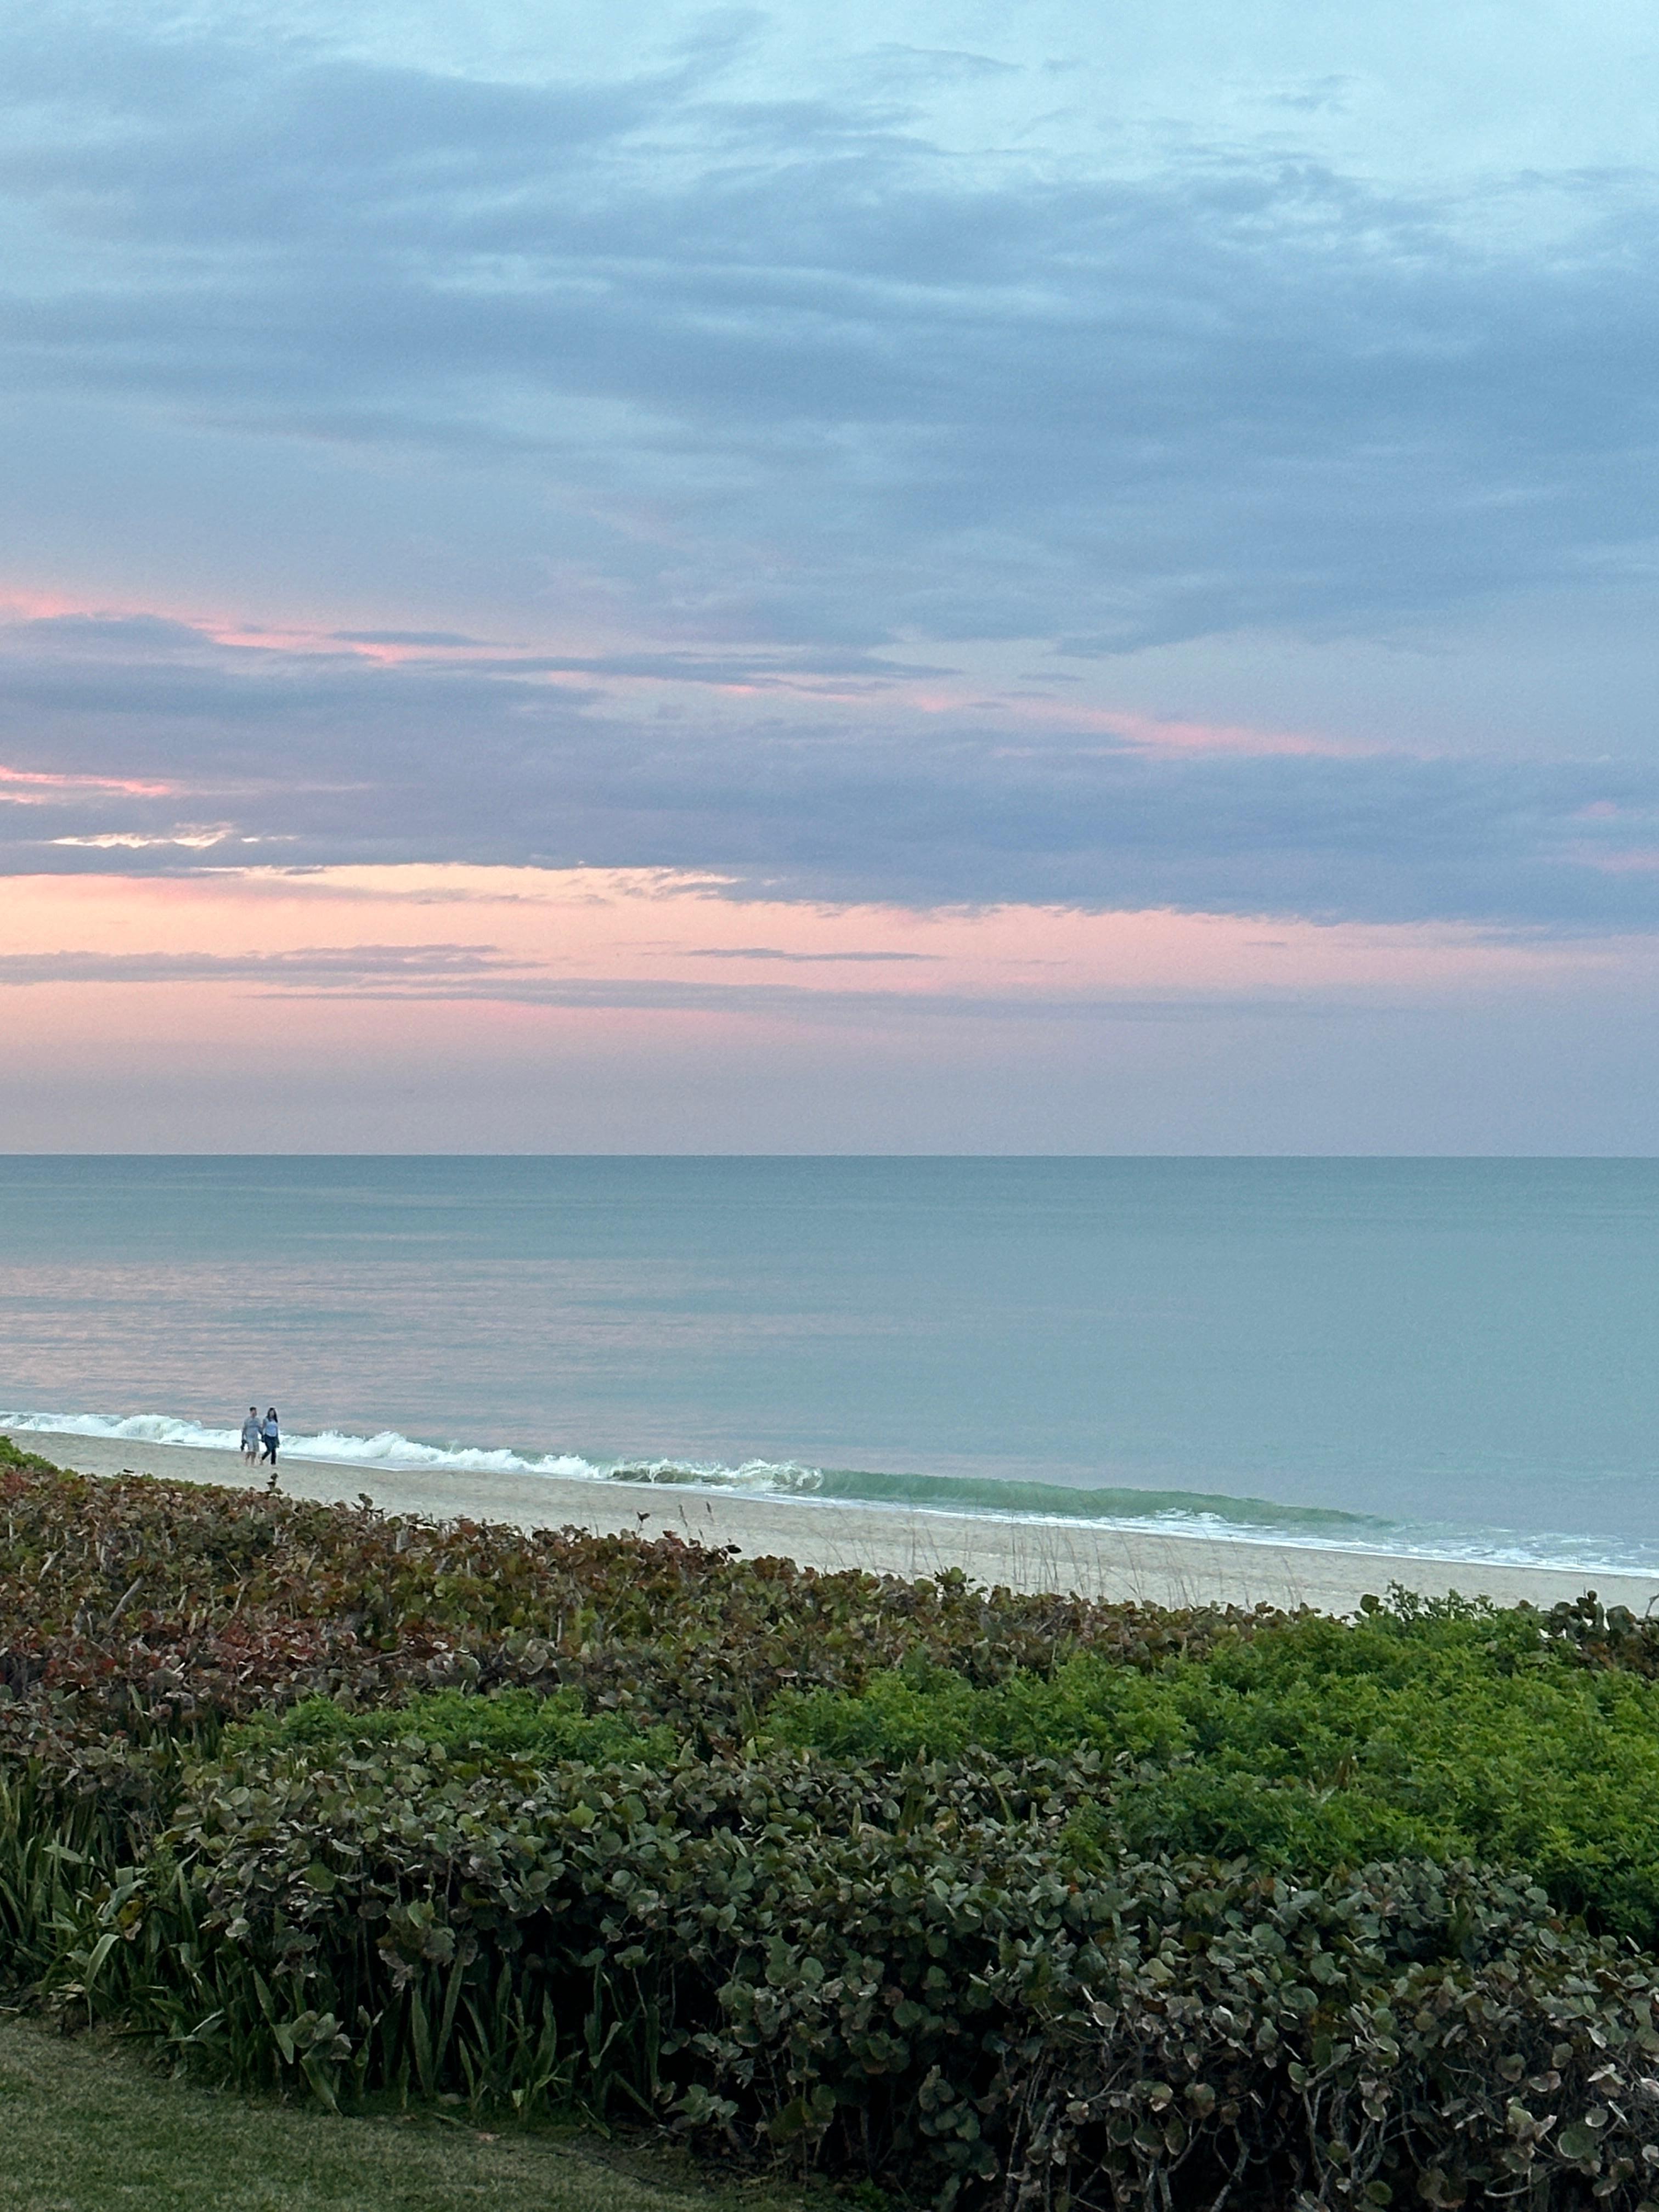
[1,1405,1384,1537]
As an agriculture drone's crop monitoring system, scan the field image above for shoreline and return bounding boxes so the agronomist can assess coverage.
[10,1425,1658,1617]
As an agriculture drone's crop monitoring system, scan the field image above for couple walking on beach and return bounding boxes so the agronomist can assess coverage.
[241,1406,280,1488]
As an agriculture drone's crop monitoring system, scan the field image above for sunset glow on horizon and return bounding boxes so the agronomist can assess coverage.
[5,862,1655,1150]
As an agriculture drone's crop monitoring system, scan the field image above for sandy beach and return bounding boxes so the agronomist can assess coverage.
[9,1425,1657,1618]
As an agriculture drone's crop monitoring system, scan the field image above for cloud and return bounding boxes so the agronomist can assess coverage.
[4,607,1659,927]
[331,629,499,648]
[0,943,511,986]
[0,937,1405,1025]
[4,12,1659,660]
[47,826,253,850]
[684,945,939,961]
[0,763,177,801]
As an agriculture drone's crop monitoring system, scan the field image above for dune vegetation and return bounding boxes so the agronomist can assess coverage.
[5,1433,1659,2209]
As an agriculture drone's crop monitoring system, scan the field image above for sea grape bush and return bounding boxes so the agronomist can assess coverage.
[7,1437,1659,2208]
[87,1747,1659,2210]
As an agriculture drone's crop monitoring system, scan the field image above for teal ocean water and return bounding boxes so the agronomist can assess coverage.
[3,1157,1658,1572]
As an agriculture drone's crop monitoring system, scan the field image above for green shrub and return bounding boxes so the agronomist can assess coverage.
[769,1604,1659,1942]
[222,1688,673,1770]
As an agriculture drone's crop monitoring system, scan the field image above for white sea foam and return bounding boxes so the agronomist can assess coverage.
[0,1408,602,1480]
[0,1407,827,1492]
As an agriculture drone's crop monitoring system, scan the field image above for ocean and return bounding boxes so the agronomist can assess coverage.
[3,1156,1658,1573]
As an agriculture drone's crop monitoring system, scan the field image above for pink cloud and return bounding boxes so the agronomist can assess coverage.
[0,765,178,803]
[0,589,88,622]
[1082,706,1359,758]
[888,684,1357,755]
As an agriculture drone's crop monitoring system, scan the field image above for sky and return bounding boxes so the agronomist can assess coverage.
[5,1,1659,1149]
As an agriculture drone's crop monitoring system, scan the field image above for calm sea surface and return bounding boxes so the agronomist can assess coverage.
[4,1156,1659,1571]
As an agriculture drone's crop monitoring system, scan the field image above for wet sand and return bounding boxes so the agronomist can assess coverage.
[9,1426,1656,1618]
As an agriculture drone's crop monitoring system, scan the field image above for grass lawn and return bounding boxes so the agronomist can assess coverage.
[0,2011,789,2212]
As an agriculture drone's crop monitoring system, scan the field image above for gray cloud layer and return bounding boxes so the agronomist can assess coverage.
[5,11,1659,926]
[10,17,1659,648]
[3,612,1659,925]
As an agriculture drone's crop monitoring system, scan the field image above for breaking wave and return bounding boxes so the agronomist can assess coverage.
[0,1407,1375,1531]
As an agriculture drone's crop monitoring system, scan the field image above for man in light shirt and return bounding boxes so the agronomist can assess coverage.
[240,1406,261,1464]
